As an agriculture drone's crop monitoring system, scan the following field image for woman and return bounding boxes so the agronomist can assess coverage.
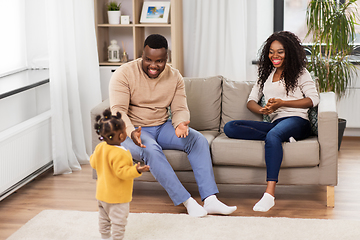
[224,31,319,212]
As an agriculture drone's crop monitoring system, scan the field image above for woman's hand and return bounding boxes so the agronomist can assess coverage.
[263,98,283,114]
[250,97,313,116]
[259,106,272,115]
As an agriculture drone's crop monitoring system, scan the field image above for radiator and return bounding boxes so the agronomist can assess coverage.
[0,110,52,200]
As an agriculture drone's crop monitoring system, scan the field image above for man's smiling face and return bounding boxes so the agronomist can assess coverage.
[141,45,168,78]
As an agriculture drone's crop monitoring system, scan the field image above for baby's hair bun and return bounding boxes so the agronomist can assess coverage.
[116,112,122,119]
[103,109,112,119]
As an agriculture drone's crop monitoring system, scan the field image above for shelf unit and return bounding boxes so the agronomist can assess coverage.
[94,0,184,75]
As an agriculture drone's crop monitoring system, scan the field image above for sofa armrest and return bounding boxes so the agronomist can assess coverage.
[91,98,110,152]
[317,92,338,185]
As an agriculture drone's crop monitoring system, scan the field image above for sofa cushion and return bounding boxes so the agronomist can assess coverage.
[211,133,320,168]
[199,130,220,146]
[221,79,262,132]
[213,166,320,185]
[163,150,192,170]
[184,76,222,131]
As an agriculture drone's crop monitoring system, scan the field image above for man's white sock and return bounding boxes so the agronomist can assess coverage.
[253,192,275,212]
[204,195,237,215]
[183,197,207,217]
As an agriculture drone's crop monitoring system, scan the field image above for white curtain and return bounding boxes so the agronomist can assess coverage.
[46,0,102,174]
[183,0,247,81]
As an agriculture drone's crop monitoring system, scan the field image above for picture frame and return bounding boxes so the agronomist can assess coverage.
[140,1,171,23]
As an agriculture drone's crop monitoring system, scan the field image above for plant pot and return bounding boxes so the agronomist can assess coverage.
[338,118,346,150]
[108,11,121,24]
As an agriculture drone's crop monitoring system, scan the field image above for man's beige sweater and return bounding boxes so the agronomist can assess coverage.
[109,58,190,137]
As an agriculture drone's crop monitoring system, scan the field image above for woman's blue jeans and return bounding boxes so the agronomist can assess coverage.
[223,117,311,182]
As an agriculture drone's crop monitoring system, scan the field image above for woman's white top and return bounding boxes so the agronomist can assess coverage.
[247,68,319,122]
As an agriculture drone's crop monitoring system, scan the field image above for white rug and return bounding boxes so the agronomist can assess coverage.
[7,210,360,240]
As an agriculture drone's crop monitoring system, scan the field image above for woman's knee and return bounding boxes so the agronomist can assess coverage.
[265,130,282,144]
[224,121,236,137]
[223,122,230,135]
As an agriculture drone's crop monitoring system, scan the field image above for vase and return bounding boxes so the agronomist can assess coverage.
[108,11,121,24]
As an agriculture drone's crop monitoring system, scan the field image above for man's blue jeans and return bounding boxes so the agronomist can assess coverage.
[223,117,311,182]
[121,120,219,206]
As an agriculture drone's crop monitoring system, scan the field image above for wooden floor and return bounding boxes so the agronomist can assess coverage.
[0,137,359,239]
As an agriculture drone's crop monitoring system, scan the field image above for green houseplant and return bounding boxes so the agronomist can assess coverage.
[305,0,359,149]
[107,1,121,11]
[107,1,121,24]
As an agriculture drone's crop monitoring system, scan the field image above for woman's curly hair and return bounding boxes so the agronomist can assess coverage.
[94,108,125,142]
[257,31,307,95]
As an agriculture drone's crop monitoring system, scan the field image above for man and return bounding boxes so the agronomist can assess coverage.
[109,34,236,217]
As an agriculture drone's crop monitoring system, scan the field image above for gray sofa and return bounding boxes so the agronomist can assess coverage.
[91,75,338,207]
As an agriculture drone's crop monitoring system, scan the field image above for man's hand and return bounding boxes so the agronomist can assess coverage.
[131,127,146,148]
[175,120,190,138]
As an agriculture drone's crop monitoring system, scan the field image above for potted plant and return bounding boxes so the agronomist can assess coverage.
[107,1,121,24]
[305,0,359,150]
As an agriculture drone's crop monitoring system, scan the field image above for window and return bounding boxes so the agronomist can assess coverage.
[284,0,311,43]
[276,0,360,44]
[0,0,27,77]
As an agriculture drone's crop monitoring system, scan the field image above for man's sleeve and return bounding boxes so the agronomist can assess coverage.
[170,75,190,129]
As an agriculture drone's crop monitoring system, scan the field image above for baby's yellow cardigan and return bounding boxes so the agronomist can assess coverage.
[90,142,142,204]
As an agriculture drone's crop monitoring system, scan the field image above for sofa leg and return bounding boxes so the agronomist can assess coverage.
[327,186,335,208]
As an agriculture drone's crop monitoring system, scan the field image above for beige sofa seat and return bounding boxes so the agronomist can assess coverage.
[212,134,320,168]
[90,75,338,207]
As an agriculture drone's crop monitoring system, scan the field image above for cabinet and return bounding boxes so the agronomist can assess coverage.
[94,0,184,75]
